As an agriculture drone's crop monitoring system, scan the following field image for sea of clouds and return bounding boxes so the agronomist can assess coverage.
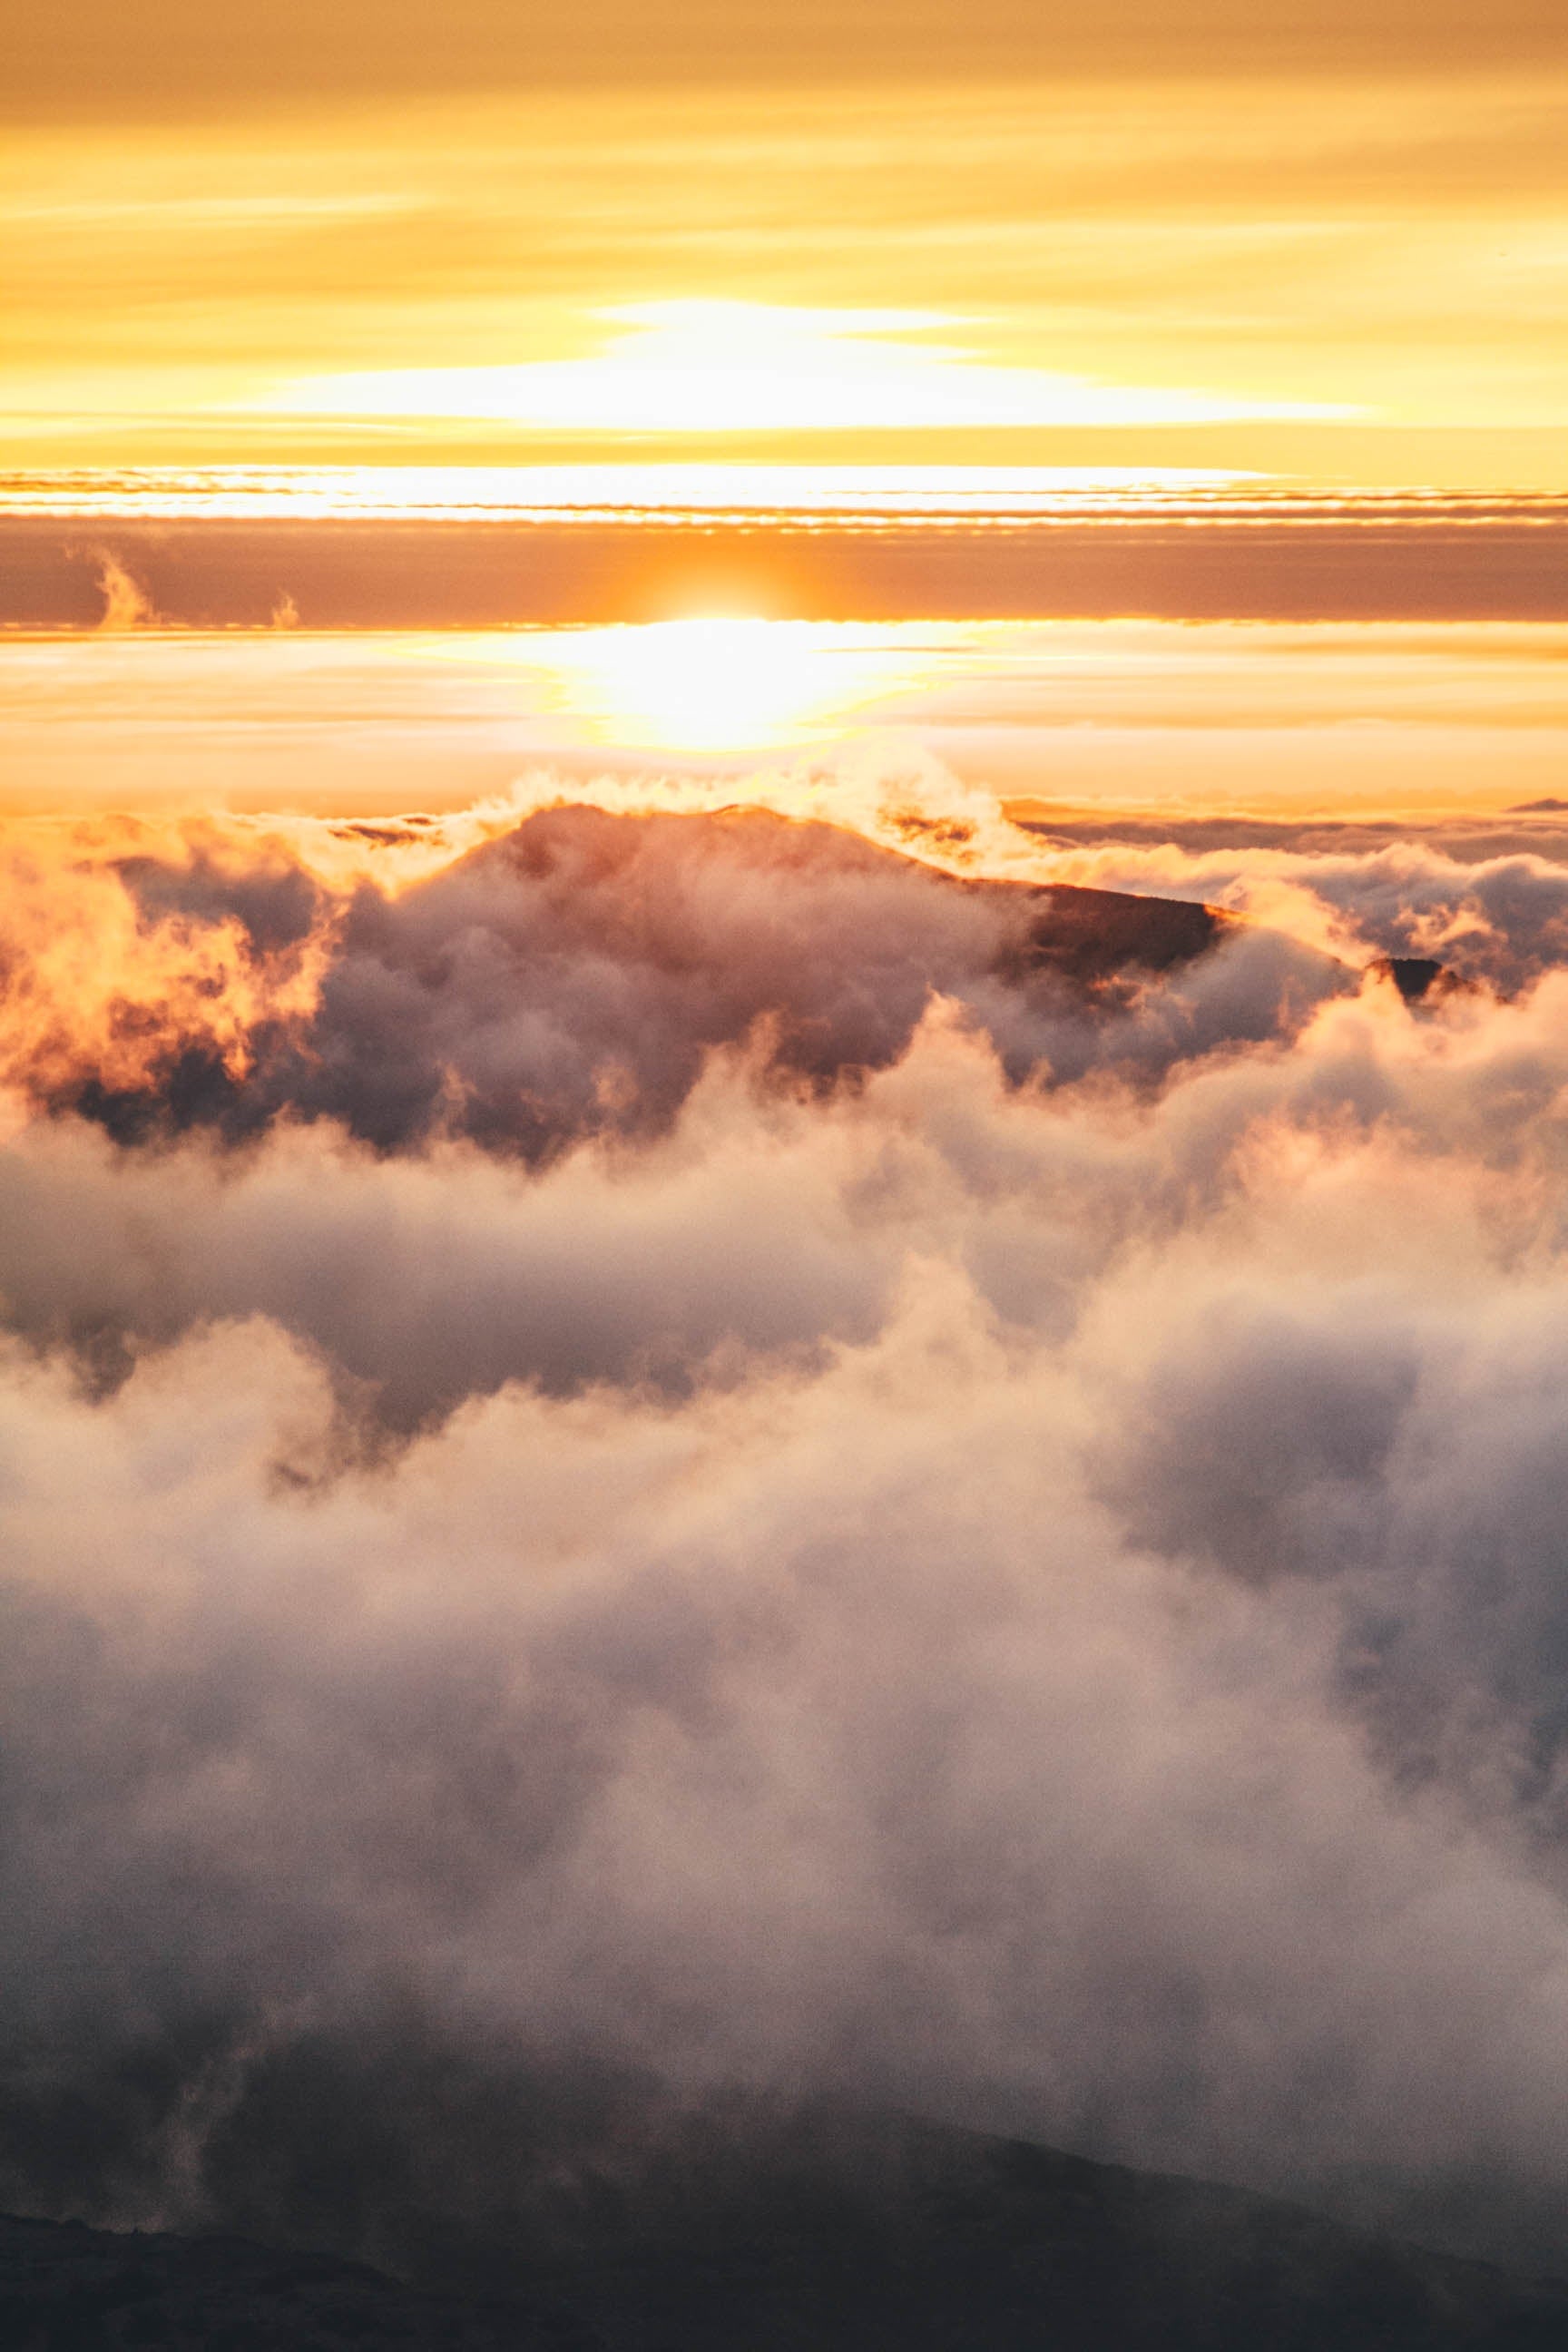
[8,771,1568,2271]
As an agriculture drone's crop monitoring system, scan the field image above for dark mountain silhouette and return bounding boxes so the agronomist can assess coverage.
[0,2210,585,2351]
[1367,953,1465,1004]
[7,2116,1568,2350]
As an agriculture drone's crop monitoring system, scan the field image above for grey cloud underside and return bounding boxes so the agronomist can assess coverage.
[6,806,1339,1423]
[15,804,1568,2279]
[65,804,1291,1161]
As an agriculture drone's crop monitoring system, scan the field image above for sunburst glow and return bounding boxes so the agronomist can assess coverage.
[423,617,938,753]
[256,302,1353,435]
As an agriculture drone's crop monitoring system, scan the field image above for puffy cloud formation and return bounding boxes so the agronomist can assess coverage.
[1028,818,1568,996]
[10,786,1568,2272]
[2,794,1338,1161]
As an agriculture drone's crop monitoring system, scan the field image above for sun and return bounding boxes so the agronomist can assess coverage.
[427,617,934,754]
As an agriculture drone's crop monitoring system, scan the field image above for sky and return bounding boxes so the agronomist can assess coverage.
[5,0,1566,481]
[15,0,1568,2288]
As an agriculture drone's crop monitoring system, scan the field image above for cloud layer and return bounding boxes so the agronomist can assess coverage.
[9,790,1568,2272]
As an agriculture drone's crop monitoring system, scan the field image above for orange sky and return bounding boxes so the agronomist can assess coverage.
[3,0,1566,482]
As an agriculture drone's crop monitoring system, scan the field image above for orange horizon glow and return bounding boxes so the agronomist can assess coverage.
[5,617,1567,829]
[3,71,1564,486]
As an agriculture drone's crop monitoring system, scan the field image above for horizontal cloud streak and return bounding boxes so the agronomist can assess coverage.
[6,497,1568,629]
[8,0,1565,123]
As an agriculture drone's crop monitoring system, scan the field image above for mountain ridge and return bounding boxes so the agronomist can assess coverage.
[8,2115,1568,2349]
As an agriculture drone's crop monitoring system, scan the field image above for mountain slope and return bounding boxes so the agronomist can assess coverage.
[10,2119,1568,2350]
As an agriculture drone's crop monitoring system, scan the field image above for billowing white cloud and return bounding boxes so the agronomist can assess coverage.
[9,789,1568,2269]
